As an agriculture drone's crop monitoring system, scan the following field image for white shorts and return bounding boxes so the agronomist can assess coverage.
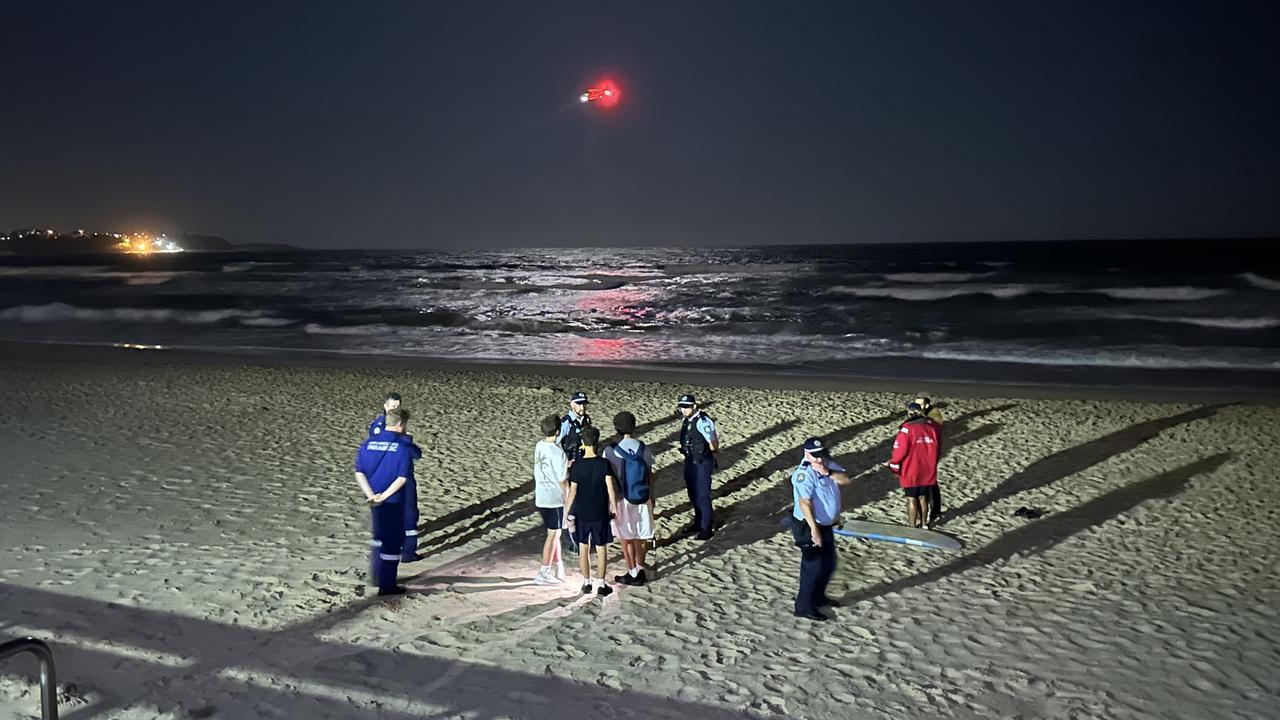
[613,500,654,540]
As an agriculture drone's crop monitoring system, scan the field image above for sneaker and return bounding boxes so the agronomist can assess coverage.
[596,583,613,597]
[695,530,714,541]
[377,585,408,597]
[533,569,557,585]
[554,563,566,581]
[613,573,634,585]
[794,609,827,622]
[581,582,593,594]
[631,569,647,586]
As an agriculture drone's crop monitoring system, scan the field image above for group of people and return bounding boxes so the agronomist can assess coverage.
[531,391,719,596]
[789,395,944,621]
[351,387,944,618]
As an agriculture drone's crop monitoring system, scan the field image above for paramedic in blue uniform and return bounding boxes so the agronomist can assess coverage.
[368,392,423,563]
[791,436,852,621]
[355,407,415,596]
[677,393,719,540]
[557,391,592,462]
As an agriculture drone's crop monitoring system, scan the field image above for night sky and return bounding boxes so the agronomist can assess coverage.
[3,2,1278,249]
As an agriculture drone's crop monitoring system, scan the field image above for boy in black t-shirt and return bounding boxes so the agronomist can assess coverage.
[564,425,618,596]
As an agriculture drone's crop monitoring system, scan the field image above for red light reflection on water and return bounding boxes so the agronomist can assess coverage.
[564,336,640,362]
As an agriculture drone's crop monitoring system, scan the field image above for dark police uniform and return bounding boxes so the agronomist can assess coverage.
[678,394,718,538]
[791,437,844,619]
[369,413,424,562]
[557,391,592,462]
[355,430,415,593]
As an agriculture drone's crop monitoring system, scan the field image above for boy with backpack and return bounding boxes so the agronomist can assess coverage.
[602,411,656,586]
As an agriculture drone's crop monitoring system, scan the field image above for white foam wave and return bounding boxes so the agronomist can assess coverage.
[1241,272,1280,291]
[1115,314,1280,330]
[917,347,1279,371]
[1092,286,1227,301]
[825,284,1043,301]
[0,303,278,325]
[303,322,394,335]
[882,272,994,283]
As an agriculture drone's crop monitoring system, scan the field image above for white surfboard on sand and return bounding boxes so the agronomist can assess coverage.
[834,520,962,551]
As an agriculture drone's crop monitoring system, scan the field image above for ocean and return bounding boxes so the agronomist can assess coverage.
[1,240,1277,391]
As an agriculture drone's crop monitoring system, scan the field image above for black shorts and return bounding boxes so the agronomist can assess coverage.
[538,507,564,530]
[902,485,935,498]
[573,520,614,547]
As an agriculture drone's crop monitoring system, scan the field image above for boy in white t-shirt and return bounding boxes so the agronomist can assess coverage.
[602,411,657,586]
[533,414,569,584]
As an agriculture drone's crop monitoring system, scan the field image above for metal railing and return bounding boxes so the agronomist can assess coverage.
[0,637,59,720]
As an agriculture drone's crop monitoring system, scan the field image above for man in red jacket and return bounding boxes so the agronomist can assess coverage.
[886,401,942,528]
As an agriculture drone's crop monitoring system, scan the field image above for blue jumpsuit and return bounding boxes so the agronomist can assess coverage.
[369,414,423,562]
[355,430,415,592]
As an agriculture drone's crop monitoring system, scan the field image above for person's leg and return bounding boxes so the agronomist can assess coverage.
[401,480,420,562]
[635,538,648,569]
[683,460,700,531]
[542,529,556,566]
[374,504,405,595]
[795,546,821,616]
[906,496,918,527]
[695,459,714,536]
[620,538,635,571]
[930,483,943,523]
[920,494,933,529]
[595,543,607,582]
[368,508,383,584]
[815,525,837,605]
[578,533,591,580]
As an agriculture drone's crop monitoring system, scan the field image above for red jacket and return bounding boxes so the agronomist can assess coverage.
[888,417,941,488]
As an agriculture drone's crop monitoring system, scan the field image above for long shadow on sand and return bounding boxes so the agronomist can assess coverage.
[656,411,1010,577]
[938,404,1229,524]
[653,412,900,548]
[837,453,1232,605]
[0,582,770,720]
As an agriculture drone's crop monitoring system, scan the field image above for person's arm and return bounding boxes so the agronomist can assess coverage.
[702,418,720,453]
[605,473,619,515]
[645,454,656,515]
[373,476,407,504]
[887,428,910,472]
[799,497,822,547]
[355,471,375,502]
[564,483,578,519]
[832,470,852,486]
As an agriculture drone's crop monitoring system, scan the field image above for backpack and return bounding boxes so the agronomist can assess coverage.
[614,441,651,504]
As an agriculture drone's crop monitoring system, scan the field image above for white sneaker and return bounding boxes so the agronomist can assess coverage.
[555,562,566,581]
[533,569,556,585]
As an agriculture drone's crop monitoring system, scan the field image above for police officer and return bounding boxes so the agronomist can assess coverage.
[354,407,416,596]
[791,436,852,621]
[558,391,592,462]
[677,393,719,540]
[367,392,423,563]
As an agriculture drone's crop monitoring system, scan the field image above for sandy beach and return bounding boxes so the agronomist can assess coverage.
[1,344,1277,719]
